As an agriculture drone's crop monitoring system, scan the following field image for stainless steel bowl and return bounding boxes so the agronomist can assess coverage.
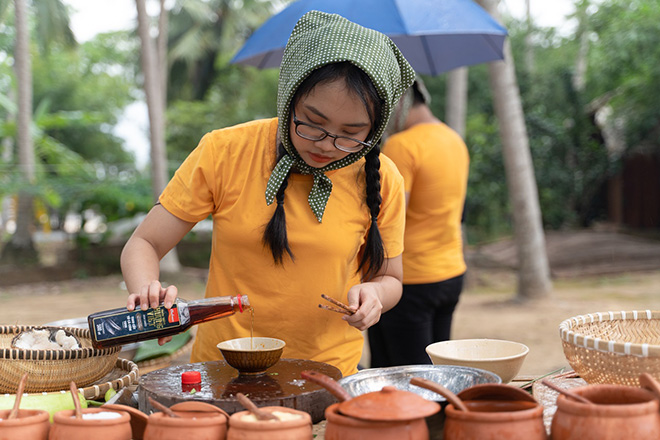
[339,364,501,402]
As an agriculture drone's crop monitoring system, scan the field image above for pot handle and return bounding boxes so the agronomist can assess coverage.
[640,373,660,409]
[410,377,469,412]
[301,370,352,402]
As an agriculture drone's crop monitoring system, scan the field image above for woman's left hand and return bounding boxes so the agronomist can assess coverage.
[343,255,404,330]
[343,282,384,331]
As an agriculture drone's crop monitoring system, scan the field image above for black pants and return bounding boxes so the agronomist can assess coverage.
[368,274,464,367]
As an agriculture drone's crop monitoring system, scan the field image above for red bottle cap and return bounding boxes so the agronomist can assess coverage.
[181,371,202,384]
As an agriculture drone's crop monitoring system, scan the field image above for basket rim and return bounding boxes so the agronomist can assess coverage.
[0,325,120,360]
[559,310,660,357]
[0,357,139,400]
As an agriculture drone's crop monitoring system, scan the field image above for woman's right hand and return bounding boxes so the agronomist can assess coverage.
[126,280,179,345]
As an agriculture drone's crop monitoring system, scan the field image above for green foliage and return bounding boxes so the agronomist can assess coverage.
[462,113,512,243]
[31,33,137,165]
[3,0,659,259]
[587,0,660,148]
[0,21,149,240]
[166,64,278,163]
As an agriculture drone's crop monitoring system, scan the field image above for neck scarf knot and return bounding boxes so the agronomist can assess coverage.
[265,154,333,222]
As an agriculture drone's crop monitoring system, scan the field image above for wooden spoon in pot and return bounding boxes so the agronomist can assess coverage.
[410,377,469,412]
[70,381,83,419]
[148,397,180,418]
[236,393,279,421]
[639,373,660,400]
[300,370,352,402]
[8,373,29,419]
[541,379,593,405]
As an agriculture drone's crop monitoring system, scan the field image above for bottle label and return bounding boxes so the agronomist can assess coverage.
[90,304,183,342]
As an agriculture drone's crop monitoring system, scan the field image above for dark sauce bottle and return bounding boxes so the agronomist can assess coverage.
[87,295,250,349]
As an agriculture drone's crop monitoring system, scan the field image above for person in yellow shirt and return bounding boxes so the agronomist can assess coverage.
[119,11,415,376]
[368,78,470,367]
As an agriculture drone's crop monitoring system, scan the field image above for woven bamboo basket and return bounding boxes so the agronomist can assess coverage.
[559,310,660,386]
[0,325,120,393]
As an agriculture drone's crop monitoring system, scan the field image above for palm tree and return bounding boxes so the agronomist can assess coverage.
[446,67,468,138]
[167,0,276,101]
[1,0,36,264]
[477,0,553,300]
[135,0,180,272]
[0,0,76,264]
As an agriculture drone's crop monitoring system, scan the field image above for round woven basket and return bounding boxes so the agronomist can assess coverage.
[559,310,660,386]
[0,325,120,393]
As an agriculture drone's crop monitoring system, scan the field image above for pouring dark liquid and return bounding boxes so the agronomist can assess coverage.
[88,295,250,349]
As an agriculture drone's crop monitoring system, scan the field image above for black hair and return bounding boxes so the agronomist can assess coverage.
[262,62,386,280]
[412,82,426,106]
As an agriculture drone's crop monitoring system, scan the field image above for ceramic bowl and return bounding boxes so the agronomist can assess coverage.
[426,339,528,383]
[216,337,285,375]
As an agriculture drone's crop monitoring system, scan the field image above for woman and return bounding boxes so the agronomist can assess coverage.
[120,11,415,376]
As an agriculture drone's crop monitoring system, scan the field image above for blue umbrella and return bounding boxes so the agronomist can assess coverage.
[231,0,507,75]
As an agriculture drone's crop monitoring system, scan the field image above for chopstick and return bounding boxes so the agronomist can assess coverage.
[518,368,578,390]
[318,304,353,315]
[319,294,355,316]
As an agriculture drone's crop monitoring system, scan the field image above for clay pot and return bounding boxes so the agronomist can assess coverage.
[550,384,660,440]
[443,383,547,440]
[143,401,229,440]
[49,407,132,440]
[104,403,149,440]
[227,406,312,440]
[0,408,50,440]
[302,370,440,440]
[325,402,432,440]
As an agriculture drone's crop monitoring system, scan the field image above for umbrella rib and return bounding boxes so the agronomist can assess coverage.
[258,51,273,69]
[485,36,506,59]
[420,36,437,76]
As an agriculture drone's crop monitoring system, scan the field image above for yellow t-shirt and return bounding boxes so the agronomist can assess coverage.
[382,122,469,284]
[159,118,405,376]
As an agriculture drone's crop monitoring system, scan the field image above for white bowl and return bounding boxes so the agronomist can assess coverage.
[425,339,529,383]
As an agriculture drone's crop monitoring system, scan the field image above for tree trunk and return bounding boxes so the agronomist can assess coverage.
[157,0,168,113]
[445,67,468,138]
[572,2,590,92]
[446,67,473,287]
[136,0,167,198]
[2,0,38,265]
[524,0,535,74]
[135,0,180,273]
[478,0,552,300]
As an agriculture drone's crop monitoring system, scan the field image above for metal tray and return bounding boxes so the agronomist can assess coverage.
[339,364,501,402]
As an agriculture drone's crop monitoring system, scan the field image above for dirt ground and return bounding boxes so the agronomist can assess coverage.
[1,229,659,380]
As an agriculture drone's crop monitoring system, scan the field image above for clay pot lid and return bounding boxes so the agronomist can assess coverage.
[457,383,537,403]
[170,401,229,418]
[339,386,440,421]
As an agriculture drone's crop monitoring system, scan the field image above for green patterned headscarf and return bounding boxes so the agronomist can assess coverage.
[265,10,415,222]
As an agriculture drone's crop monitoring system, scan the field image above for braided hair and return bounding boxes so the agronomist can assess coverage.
[262,62,385,279]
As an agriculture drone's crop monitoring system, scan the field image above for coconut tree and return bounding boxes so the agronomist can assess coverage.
[1,0,36,264]
[166,0,277,101]
[477,0,553,300]
[446,67,468,138]
[135,0,181,272]
[0,0,76,264]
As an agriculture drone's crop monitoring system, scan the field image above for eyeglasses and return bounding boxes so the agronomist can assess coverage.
[292,110,372,153]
